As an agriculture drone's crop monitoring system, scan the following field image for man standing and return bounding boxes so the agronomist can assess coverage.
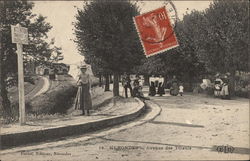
[122,73,133,98]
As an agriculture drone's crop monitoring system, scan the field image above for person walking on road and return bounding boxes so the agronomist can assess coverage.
[75,65,92,115]
[122,73,133,98]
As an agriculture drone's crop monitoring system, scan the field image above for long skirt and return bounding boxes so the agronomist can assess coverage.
[75,84,92,110]
[214,90,221,97]
[221,84,229,96]
[170,83,179,96]
[149,86,156,96]
[157,86,165,95]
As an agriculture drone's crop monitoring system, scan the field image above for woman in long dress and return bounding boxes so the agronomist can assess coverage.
[149,82,156,96]
[221,74,230,99]
[157,75,165,96]
[149,75,156,96]
[75,65,92,115]
[214,74,223,97]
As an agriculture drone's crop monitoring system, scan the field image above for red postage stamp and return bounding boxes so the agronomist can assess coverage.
[134,6,179,57]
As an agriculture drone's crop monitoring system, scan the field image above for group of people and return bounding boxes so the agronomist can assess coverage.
[149,75,184,96]
[200,73,231,99]
[74,67,185,116]
[214,73,230,99]
[122,74,184,98]
[148,75,165,96]
[121,73,147,99]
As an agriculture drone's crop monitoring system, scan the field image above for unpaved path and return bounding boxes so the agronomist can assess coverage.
[27,76,50,100]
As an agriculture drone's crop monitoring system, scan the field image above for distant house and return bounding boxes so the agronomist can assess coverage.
[35,63,70,76]
[24,60,36,75]
[53,63,69,75]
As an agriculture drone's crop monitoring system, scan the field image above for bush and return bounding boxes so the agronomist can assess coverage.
[28,82,77,115]
[1,79,77,124]
[0,101,32,124]
[28,76,99,115]
[235,90,249,98]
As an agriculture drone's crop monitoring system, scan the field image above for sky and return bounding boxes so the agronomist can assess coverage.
[32,1,212,66]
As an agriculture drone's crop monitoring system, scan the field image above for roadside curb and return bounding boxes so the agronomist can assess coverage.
[0,98,145,150]
[143,100,162,122]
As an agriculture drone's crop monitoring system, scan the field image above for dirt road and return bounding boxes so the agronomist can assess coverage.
[1,90,249,161]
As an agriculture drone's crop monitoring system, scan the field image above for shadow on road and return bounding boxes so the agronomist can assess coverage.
[99,136,210,150]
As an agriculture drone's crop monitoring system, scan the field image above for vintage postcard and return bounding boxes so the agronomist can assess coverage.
[0,0,249,161]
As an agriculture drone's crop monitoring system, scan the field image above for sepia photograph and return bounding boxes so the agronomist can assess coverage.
[0,0,249,160]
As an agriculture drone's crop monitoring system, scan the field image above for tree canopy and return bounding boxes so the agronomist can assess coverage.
[198,0,249,74]
[0,0,62,119]
[74,1,144,96]
[135,0,249,83]
[1,1,62,76]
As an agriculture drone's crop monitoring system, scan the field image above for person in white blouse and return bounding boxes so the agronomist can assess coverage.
[75,65,92,115]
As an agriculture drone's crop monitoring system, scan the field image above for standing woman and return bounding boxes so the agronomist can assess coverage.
[221,74,230,99]
[149,75,156,96]
[76,65,92,115]
[214,73,223,98]
[157,75,165,96]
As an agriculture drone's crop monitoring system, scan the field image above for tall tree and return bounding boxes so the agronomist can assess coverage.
[136,0,249,94]
[197,0,249,94]
[0,0,61,119]
[74,1,144,96]
[134,11,206,85]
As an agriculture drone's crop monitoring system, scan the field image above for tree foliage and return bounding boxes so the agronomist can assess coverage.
[134,11,206,82]
[135,0,249,85]
[0,0,62,119]
[74,1,144,96]
[198,0,249,74]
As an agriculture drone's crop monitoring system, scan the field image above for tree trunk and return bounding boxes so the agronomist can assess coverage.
[118,75,121,82]
[109,74,113,83]
[229,70,236,97]
[113,72,119,96]
[99,74,102,87]
[0,75,12,119]
[104,74,110,91]
[0,1,12,120]
[144,75,149,86]
[164,75,168,88]
[0,53,11,119]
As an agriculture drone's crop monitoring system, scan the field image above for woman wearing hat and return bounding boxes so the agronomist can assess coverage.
[221,74,230,99]
[75,65,92,115]
[214,73,223,97]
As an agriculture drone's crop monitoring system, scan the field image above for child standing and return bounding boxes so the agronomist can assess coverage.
[179,84,184,96]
